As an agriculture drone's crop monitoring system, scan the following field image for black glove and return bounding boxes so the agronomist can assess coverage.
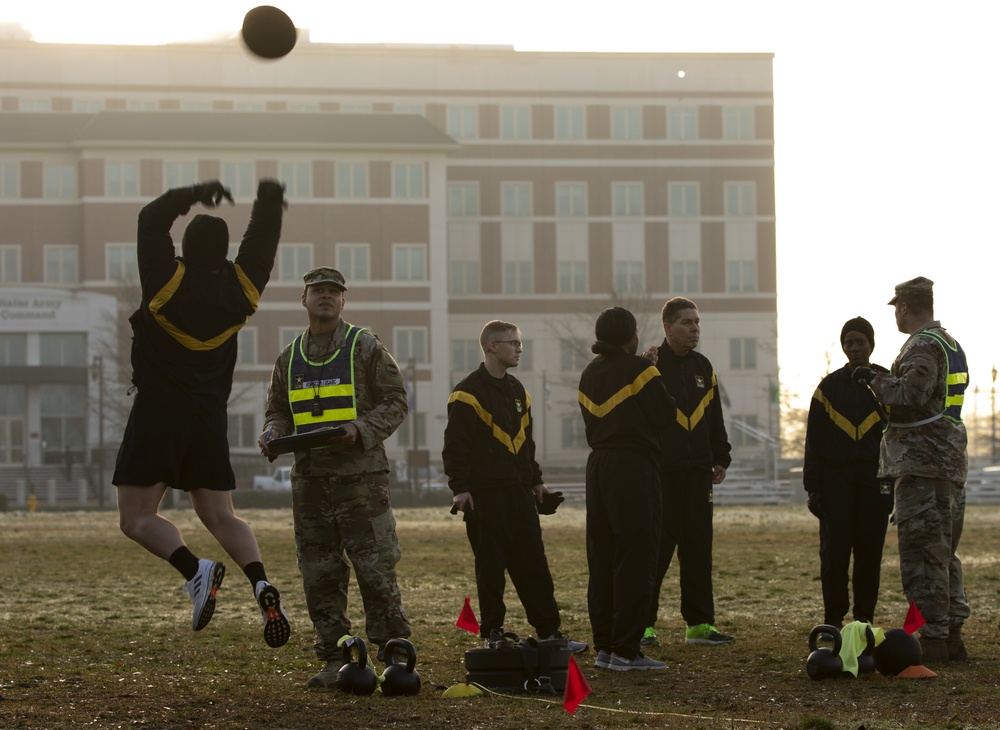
[852,366,875,386]
[806,491,824,519]
[191,180,234,208]
[537,491,564,515]
[257,178,288,209]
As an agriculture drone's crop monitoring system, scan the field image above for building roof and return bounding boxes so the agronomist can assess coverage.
[0,111,458,150]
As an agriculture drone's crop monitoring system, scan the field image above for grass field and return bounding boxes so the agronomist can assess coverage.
[2,503,1000,729]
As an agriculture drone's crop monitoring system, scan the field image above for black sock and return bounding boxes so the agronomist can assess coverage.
[243,561,268,588]
[168,547,200,581]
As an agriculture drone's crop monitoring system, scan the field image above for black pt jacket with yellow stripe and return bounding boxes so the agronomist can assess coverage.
[129,186,283,407]
[802,363,888,493]
[654,343,732,473]
[443,364,543,495]
[577,351,676,463]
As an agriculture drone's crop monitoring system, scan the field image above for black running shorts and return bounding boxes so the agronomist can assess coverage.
[112,390,236,491]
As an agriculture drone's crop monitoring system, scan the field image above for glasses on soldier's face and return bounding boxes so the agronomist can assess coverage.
[493,340,523,349]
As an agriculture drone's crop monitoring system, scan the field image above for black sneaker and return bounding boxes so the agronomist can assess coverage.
[255,581,290,648]
[540,631,589,654]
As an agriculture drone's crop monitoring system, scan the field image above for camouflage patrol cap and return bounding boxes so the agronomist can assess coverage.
[888,276,933,305]
[302,266,347,291]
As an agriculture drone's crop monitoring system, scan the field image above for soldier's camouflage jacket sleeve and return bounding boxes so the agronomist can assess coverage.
[871,339,942,408]
[353,332,408,451]
[263,345,295,438]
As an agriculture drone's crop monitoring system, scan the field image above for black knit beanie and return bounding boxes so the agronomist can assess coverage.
[181,214,229,270]
[840,316,874,349]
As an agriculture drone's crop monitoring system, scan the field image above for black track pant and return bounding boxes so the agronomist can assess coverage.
[818,477,891,625]
[586,449,661,659]
[648,468,715,628]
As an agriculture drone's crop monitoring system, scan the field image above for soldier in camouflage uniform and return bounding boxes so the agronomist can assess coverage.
[259,267,411,688]
[853,277,970,664]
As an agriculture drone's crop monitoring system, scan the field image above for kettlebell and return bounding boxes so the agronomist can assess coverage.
[806,624,844,681]
[379,638,421,696]
[857,626,876,677]
[335,636,378,695]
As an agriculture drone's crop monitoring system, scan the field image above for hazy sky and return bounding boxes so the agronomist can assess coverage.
[4,0,1000,411]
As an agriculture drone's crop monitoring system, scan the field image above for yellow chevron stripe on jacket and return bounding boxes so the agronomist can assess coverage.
[813,388,882,441]
[578,365,660,418]
[675,371,717,431]
[148,261,260,351]
[448,390,532,455]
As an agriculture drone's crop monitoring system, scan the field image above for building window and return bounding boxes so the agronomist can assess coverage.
[448,182,479,217]
[450,261,480,294]
[561,415,587,449]
[731,414,760,447]
[288,103,320,112]
[74,100,103,112]
[394,104,425,115]
[724,182,756,216]
[20,99,52,112]
[237,327,257,366]
[503,261,533,294]
[105,162,139,197]
[614,261,643,293]
[279,244,313,282]
[43,164,77,199]
[278,327,300,350]
[447,106,478,139]
[393,163,425,198]
[338,104,370,113]
[558,261,588,293]
[233,102,265,111]
[127,101,157,111]
[39,333,86,366]
[451,339,481,372]
[180,101,211,111]
[106,244,138,281]
[336,163,368,198]
[40,384,85,464]
[723,107,755,140]
[0,246,21,283]
[554,106,585,140]
[727,260,756,293]
[336,244,370,281]
[668,107,698,140]
[500,106,531,139]
[393,244,427,281]
[560,339,590,373]
[0,163,19,199]
[44,246,78,283]
[164,162,197,190]
[0,334,27,365]
[221,162,254,198]
[556,183,587,217]
[612,183,643,217]
[611,107,642,140]
[280,162,312,197]
[668,182,699,217]
[730,337,758,370]
[227,413,258,448]
[501,183,532,217]
[394,327,428,365]
[396,413,427,449]
[670,261,700,293]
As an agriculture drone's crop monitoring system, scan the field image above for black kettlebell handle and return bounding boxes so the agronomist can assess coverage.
[808,625,843,655]
[341,636,370,668]
[382,638,417,673]
[863,626,875,654]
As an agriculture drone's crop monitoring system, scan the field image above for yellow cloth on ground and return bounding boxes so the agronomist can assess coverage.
[839,621,883,677]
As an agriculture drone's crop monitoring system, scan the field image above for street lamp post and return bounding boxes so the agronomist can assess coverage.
[991,365,997,463]
[90,355,105,507]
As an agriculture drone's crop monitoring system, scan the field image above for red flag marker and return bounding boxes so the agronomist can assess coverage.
[904,600,926,634]
[563,655,591,715]
[456,597,479,634]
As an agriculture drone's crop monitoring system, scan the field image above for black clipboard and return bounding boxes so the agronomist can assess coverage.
[266,426,346,455]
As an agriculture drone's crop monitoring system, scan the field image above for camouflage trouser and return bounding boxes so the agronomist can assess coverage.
[291,471,411,661]
[894,475,970,639]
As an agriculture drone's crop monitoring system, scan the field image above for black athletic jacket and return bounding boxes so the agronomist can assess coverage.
[578,351,676,463]
[654,342,732,473]
[802,363,888,493]
[129,186,282,407]
[442,364,542,495]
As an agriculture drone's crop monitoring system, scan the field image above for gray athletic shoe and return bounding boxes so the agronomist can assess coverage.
[182,559,225,631]
[594,650,612,669]
[608,652,667,671]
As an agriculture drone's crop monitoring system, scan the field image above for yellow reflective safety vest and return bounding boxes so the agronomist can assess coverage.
[288,325,366,434]
[886,329,968,428]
